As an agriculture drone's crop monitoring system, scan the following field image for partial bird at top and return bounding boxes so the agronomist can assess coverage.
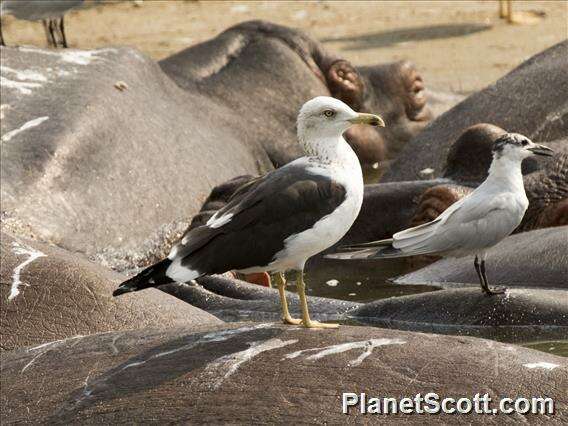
[113,96,385,329]
[327,133,554,295]
[0,0,84,48]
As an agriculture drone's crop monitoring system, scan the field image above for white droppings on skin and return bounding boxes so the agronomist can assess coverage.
[356,281,362,286]
[523,362,559,370]
[284,338,406,367]
[22,335,84,373]
[1,66,48,82]
[0,104,10,120]
[326,279,339,287]
[9,241,47,301]
[371,162,380,169]
[0,76,42,95]
[348,293,356,297]
[121,361,146,370]
[21,351,49,373]
[120,324,274,371]
[2,116,49,143]
[18,46,116,65]
[27,335,85,352]
[204,338,298,389]
[109,335,120,355]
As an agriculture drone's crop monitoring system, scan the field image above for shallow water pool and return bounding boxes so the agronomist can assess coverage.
[297,259,568,358]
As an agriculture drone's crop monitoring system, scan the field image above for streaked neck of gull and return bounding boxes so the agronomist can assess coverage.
[297,120,356,166]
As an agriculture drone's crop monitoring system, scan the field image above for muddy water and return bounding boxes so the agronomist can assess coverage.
[298,259,568,357]
[304,258,437,302]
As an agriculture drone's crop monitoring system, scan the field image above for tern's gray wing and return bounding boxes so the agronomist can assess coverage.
[392,192,522,256]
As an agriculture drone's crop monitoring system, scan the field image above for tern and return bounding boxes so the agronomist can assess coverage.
[327,133,554,295]
[113,96,385,328]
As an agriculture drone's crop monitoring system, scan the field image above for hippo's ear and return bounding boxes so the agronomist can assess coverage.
[398,61,428,121]
[326,60,365,111]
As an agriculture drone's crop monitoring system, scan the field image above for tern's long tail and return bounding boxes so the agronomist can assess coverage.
[325,238,405,260]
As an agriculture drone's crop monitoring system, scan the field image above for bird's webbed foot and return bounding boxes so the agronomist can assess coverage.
[481,285,507,296]
[301,320,340,329]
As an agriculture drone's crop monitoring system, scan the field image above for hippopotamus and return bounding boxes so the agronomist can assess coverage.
[382,39,568,182]
[0,232,221,351]
[1,20,453,270]
[159,20,438,168]
[2,324,566,423]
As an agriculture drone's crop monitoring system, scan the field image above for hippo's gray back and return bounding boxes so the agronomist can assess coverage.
[1,46,271,259]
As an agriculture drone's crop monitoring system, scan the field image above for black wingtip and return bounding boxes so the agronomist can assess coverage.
[112,285,136,297]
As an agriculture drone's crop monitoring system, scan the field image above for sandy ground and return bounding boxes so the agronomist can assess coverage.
[1,0,566,93]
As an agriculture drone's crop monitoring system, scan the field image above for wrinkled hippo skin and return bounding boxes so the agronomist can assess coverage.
[159,275,568,340]
[352,288,568,340]
[0,232,221,351]
[383,40,568,182]
[160,275,361,323]
[2,324,566,424]
[394,227,568,290]
[160,20,436,167]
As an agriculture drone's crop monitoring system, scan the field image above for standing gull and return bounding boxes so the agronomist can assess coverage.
[0,0,84,48]
[327,133,554,295]
[113,96,385,328]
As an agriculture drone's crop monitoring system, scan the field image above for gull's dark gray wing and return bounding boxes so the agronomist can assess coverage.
[171,160,347,275]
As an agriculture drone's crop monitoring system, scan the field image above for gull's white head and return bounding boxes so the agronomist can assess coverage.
[297,96,384,148]
[492,133,554,162]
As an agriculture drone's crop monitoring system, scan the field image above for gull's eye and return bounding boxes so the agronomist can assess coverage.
[323,109,335,118]
[521,139,529,146]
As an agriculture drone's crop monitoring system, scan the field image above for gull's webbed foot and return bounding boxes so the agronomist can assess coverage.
[301,320,339,329]
[283,316,302,326]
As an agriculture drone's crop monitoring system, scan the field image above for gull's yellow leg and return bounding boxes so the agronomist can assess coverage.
[275,272,301,325]
[295,270,339,329]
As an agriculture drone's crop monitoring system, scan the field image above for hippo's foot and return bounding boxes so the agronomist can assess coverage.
[482,286,507,296]
[301,320,340,329]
